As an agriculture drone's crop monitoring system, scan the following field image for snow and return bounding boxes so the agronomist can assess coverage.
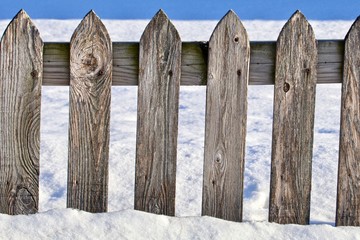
[1,18,360,239]
[1,208,359,240]
[1,209,360,240]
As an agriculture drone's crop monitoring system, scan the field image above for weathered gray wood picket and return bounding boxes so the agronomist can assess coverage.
[269,11,317,225]
[202,10,249,222]
[135,10,181,216]
[67,11,112,213]
[0,10,42,215]
[337,16,360,226]
[0,9,360,227]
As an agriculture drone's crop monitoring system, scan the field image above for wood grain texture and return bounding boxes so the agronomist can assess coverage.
[202,10,250,222]
[0,10,43,214]
[43,43,70,85]
[42,40,344,86]
[67,11,112,213]
[134,10,181,216]
[269,11,317,225]
[336,16,360,226]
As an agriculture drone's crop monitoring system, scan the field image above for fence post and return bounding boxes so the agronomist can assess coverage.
[0,10,43,214]
[134,10,181,216]
[67,10,112,212]
[336,16,360,226]
[269,11,317,224]
[202,10,250,222]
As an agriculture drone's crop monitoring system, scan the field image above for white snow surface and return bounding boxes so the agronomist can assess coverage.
[1,19,360,239]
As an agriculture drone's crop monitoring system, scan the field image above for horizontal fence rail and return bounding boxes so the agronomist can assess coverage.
[1,8,360,227]
[43,40,344,86]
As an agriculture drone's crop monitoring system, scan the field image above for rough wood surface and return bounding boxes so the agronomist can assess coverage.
[42,40,344,86]
[336,17,360,226]
[67,11,112,213]
[269,11,317,225]
[0,10,43,214]
[43,43,70,85]
[202,10,249,222]
[134,10,181,216]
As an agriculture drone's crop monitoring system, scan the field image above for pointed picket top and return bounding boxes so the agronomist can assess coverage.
[0,9,43,214]
[277,10,315,42]
[71,10,111,43]
[209,10,248,46]
[275,10,316,81]
[1,9,28,37]
[202,10,250,222]
[140,9,180,44]
[69,10,112,81]
[71,9,111,42]
[67,9,112,212]
[1,9,42,43]
[336,15,360,226]
[344,15,360,41]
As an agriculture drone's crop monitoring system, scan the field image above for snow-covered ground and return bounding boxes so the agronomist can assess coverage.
[1,18,359,239]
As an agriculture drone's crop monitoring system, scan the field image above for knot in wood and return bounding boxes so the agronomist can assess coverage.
[234,36,239,43]
[97,68,104,76]
[149,198,161,214]
[212,180,216,186]
[215,152,223,164]
[82,53,98,73]
[30,70,38,79]
[283,82,290,93]
[209,73,214,80]
[17,188,34,205]
[15,187,36,214]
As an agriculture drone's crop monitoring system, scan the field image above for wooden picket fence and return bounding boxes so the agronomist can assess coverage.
[0,9,359,226]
